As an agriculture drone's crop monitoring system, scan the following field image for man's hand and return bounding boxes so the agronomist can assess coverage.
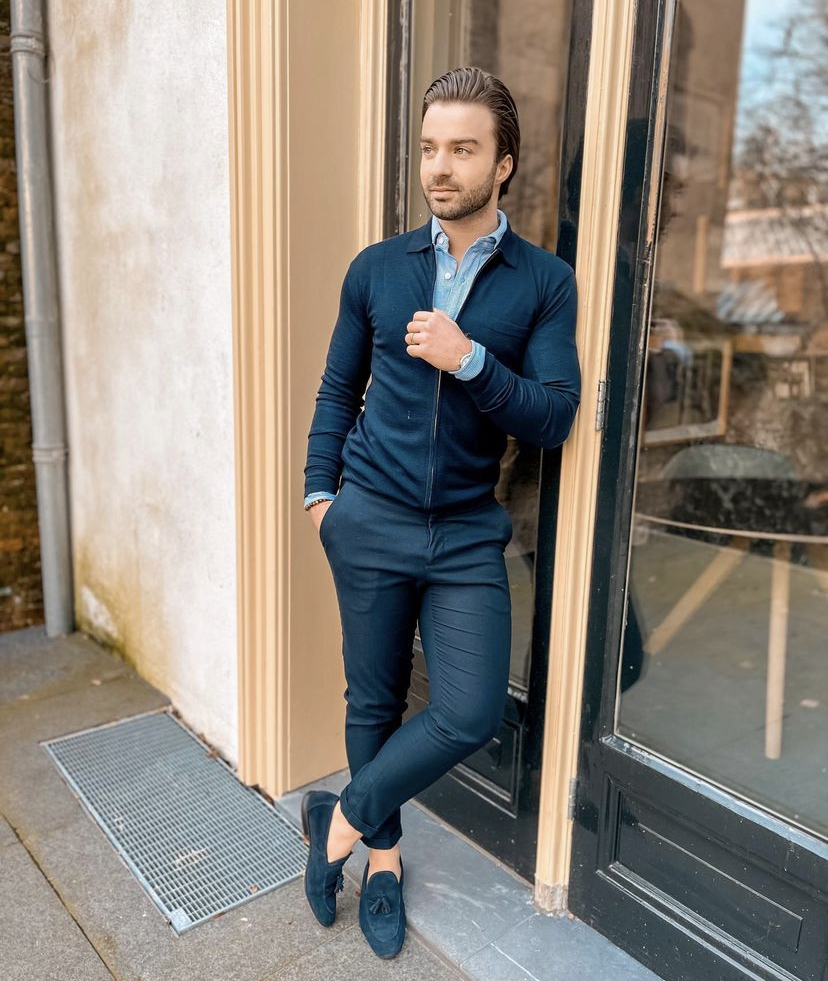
[405,309,472,372]
[307,500,333,533]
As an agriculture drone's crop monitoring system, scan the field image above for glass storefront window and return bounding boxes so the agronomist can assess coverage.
[618,0,828,840]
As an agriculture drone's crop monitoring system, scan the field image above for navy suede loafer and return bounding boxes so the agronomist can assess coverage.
[300,790,352,926]
[358,856,406,958]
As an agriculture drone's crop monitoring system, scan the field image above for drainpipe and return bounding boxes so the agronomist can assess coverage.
[10,0,74,636]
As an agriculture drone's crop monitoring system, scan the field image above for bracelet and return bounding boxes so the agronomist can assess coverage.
[304,497,331,511]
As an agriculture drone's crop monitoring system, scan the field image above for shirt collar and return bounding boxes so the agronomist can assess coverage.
[431,208,508,254]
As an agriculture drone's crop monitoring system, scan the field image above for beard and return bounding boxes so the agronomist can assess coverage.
[422,162,498,222]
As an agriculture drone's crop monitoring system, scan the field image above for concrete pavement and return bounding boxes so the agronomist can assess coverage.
[0,625,470,981]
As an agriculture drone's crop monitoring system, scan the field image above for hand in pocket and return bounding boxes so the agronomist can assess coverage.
[308,500,334,534]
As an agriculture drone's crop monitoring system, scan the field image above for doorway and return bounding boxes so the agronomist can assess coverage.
[391,0,578,880]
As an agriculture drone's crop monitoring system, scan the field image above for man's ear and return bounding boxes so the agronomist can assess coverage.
[495,154,513,189]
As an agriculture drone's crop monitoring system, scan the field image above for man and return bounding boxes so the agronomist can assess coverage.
[300,66,580,958]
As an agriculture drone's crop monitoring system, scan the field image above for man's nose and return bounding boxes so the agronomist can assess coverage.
[429,149,453,179]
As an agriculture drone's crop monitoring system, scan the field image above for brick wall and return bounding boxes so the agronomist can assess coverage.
[0,0,43,631]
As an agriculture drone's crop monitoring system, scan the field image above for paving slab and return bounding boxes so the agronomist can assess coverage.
[0,666,169,745]
[0,626,130,706]
[25,813,359,981]
[392,802,536,962]
[263,922,470,981]
[460,911,662,981]
[0,713,108,838]
[0,813,17,848]
[0,837,114,981]
[0,679,170,839]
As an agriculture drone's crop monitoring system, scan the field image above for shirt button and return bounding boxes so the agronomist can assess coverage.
[444,272,452,280]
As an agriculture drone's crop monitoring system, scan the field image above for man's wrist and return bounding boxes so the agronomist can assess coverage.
[449,340,486,380]
[304,490,337,510]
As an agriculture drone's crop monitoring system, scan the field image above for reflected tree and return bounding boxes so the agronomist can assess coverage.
[736,0,828,324]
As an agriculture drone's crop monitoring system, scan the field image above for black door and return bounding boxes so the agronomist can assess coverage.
[388,0,589,880]
[570,0,828,978]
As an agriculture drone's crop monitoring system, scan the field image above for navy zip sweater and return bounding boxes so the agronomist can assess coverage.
[304,219,581,514]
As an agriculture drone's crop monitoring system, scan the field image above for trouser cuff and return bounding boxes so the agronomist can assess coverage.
[338,790,376,836]
[339,787,402,848]
[361,827,403,849]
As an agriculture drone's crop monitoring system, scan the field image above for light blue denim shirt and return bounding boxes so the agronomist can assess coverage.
[431,208,507,385]
[304,209,508,509]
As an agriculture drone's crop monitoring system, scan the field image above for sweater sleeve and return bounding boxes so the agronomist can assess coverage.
[303,258,373,497]
[458,267,580,449]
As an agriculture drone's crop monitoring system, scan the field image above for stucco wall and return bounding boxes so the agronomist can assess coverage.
[47,3,237,760]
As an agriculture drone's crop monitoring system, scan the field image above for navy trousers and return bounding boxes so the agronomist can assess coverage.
[318,477,513,849]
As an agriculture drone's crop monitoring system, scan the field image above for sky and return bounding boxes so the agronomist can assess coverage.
[733,0,823,144]
[737,0,788,112]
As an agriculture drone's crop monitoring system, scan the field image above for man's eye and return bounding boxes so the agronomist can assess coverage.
[455,147,470,155]
[421,146,433,155]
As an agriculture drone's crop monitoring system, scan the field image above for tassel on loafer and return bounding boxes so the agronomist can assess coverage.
[300,790,352,926]
[358,856,406,958]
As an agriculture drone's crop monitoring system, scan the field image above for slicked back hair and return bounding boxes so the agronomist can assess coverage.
[422,66,520,199]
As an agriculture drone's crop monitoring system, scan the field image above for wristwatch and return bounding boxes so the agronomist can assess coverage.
[455,349,474,373]
[452,340,474,374]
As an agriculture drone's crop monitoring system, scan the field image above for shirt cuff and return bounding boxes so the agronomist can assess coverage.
[449,340,486,380]
[303,490,337,509]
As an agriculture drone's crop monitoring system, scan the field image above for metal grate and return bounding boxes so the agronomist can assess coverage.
[42,709,307,933]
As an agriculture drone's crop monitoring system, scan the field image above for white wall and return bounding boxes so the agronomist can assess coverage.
[48,2,238,762]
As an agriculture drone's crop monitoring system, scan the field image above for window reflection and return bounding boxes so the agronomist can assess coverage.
[619,0,828,840]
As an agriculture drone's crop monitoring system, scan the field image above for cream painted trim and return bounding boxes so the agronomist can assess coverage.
[227,0,290,791]
[534,0,638,912]
[357,0,388,247]
[228,0,386,794]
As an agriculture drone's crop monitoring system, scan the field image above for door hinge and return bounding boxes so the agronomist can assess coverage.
[595,379,608,431]
[567,777,578,820]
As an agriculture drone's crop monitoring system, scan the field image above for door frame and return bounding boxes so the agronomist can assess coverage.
[227,0,387,795]
[533,0,640,909]
[568,0,828,978]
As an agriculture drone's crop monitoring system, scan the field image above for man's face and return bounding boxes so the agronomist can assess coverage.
[420,101,511,222]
